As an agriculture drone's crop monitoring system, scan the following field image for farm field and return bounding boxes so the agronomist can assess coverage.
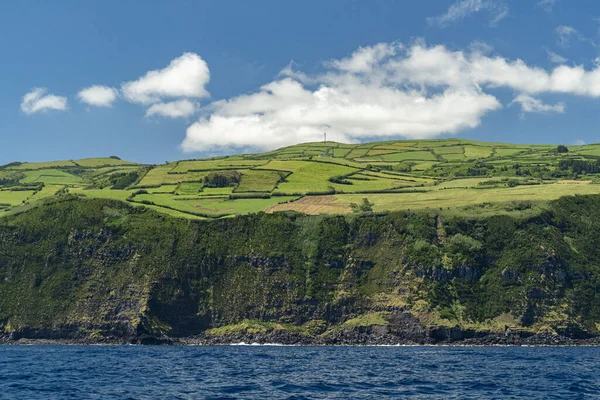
[267,181,600,215]
[0,190,36,206]
[2,139,600,219]
[20,169,83,185]
[132,193,299,217]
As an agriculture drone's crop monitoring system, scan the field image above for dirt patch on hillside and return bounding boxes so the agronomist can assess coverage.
[557,180,592,184]
[265,195,349,215]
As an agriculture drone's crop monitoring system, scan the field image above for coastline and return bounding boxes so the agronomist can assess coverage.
[3,331,600,347]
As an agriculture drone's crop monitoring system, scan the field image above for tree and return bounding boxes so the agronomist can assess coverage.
[557,145,569,153]
[204,171,242,188]
[350,198,374,213]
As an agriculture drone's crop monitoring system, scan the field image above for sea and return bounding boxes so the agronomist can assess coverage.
[1,345,599,399]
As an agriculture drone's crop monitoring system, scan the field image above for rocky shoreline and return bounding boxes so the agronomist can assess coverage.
[3,330,600,347]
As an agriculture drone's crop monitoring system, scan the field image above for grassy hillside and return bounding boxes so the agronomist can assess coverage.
[2,139,600,219]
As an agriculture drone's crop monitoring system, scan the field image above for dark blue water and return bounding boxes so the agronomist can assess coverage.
[1,346,599,399]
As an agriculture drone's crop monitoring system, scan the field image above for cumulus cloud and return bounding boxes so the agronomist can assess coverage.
[427,0,508,28]
[575,139,586,145]
[21,88,68,114]
[511,94,565,116]
[77,85,118,107]
[122,52,210,104]
[146,99,197,118]
[182,82,500,151]
[328,43,399,73]
[181,41,600,152]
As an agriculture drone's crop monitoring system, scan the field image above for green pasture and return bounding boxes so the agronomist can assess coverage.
[335,182,600,213]
[464,146,493,159]
[20,169,83,185]
[332,148,351,157]
[176,182,203,195]
[272,161,358,193]
[137,166,206,186]
[236,170,283,192]
[367,148,404,156]
[133,193,298,216]
[170,159,267,173]
[29,185,63,202]
[574,148,600,157]
[0,190,35,205]
[435,177,504,189]
[432,145,463,155]
[344,174,418,191]
[70,188,135,201]
[87,166,141,178]
[8,160,77,170]
[345,148,371,159]
[256,160,309,172]
[441,153,467,161]
[379,151,437,162]
[201,187,235,196]
[411,161,438,171]
[493,148,526,157]
[146,185,178,193]
[74,158,138,167]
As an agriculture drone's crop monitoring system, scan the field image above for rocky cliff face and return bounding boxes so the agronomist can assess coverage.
[1,195,600,344]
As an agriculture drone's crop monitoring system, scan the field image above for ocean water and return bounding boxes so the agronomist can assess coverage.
[1,345,599,399]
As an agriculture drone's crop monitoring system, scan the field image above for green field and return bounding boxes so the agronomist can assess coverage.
[235,170,283,192]
[0,190,35,205]
[336,182,600,212]
[133,193,298,217]
[464,145,493,159]
[379,151,437,162]
[1,138,598,219]
[20,169,83,185]
[73,158,138,167]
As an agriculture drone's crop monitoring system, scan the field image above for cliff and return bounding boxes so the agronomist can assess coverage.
[2,195,600,345]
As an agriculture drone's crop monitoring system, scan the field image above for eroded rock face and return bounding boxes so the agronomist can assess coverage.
[1,196,600,344]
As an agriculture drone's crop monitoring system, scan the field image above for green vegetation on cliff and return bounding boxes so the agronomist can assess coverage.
[2,194,600,342]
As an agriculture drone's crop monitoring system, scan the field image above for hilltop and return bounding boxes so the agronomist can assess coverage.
[2,138,600,220]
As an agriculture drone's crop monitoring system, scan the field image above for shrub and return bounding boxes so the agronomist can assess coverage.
[109,171,139,189]
[328,175,353,185]
[204,171,242,188]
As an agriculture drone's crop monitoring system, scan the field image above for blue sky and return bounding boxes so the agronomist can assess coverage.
[2,0,600,164]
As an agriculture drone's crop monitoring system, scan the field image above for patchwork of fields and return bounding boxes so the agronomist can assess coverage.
[2,139,600,219]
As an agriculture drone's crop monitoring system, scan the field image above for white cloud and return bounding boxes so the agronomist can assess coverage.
[511,94,565,115]
[146,99,197,118]
[21,88,68,114]
[546,49,567,64]
[122,52,210,104]
[77,85,118,107]
[556,25,579,45]
[328,43,399,73]
[427,0,508,28]
[181,41,600,152]
[536,0,556,12]
[575,139,586,145]
[469,40,494,54]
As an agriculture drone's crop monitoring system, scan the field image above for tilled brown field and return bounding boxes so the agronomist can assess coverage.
[265,195,349,215]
